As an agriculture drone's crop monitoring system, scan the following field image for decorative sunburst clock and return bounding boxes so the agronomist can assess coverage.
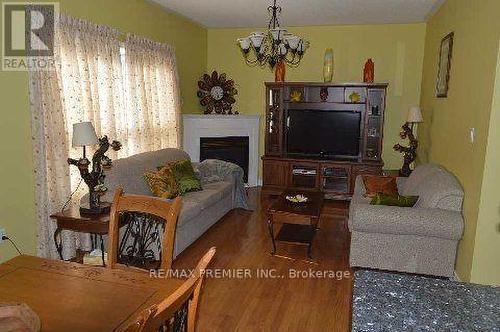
[197,71,238,114]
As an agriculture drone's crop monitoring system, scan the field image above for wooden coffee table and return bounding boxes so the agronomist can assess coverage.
[266,190,324,259]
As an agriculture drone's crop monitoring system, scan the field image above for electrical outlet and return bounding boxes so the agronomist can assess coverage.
[0,228,5,244]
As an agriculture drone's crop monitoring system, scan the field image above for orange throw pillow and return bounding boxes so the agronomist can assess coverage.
[362,175,398,198]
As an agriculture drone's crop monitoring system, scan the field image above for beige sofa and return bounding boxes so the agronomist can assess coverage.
[95,148,248,257]
[348,164,464,277]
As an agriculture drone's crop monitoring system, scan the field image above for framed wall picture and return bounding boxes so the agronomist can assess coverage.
[436,32,454,98]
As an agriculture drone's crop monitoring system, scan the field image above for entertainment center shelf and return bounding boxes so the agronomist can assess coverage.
[262,82,388,198]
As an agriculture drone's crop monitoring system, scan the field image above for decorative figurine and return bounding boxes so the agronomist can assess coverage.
[349,91,361,103]
[394,106,424,176]
[393,123,418,177]
[363,58,374,83]
[290,89,303,102]
[68,134,121,214]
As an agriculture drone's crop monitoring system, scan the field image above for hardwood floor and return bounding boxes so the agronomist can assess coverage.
[173,188,352,332]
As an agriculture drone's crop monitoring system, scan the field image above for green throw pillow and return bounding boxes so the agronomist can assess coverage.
[170,159,202,195]
[370,193,419,207]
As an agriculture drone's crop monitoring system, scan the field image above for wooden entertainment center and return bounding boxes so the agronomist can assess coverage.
[262,82,388,198]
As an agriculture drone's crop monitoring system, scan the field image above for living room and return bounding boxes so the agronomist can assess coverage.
[0,0,499,330]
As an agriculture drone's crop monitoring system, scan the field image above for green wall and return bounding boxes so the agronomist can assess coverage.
[0,0,207,262]
[419,0,500,283]
[471,39,500,286]
[205,24,426,171]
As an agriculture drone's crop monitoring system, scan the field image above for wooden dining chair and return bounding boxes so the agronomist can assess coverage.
[125,247,216,332]
[108,187,182,271]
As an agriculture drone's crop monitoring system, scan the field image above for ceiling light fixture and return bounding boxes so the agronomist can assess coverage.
[236,0,309,69]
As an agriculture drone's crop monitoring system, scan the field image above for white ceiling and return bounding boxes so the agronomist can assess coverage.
[152,0,445,28]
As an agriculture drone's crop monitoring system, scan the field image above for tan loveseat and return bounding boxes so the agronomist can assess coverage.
[348,164,464,277]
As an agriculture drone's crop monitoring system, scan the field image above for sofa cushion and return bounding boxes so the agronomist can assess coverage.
[183,181,232,209]
[178,200,203,226]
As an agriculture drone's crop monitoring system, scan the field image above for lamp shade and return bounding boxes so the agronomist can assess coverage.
[407,106,423,123]
[72,122,99,147]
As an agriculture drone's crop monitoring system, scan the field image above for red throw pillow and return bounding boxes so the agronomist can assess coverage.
[362,175,398,198]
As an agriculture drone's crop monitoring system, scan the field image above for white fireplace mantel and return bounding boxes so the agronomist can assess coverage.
[183,114,260,186]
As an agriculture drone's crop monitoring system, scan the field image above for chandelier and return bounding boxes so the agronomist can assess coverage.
[236,0,309,68]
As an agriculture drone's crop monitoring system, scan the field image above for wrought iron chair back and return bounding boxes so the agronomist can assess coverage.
[108,188,182,271]
[125,247,216,332]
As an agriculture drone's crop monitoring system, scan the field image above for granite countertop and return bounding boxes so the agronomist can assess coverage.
[352,270,500,331]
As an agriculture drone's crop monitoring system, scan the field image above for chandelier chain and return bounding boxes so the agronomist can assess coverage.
[267,0,281,29]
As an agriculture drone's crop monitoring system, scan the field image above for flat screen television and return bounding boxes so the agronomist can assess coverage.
[286,109,361,159]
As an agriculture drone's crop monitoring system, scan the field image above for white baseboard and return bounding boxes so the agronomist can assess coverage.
[451,271,461,282]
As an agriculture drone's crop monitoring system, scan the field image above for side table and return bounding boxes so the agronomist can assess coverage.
[50,207,110,265]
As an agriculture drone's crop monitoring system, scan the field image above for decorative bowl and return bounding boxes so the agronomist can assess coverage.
[285,194,308,203]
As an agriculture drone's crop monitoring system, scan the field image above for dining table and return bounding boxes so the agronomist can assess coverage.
[0,255,184,331]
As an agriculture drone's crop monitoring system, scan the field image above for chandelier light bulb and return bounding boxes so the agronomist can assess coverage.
[298,40,309,54]
[237,38,251,51]
[286,36,300,50]
[278,43,287,56]
[250,33,265,48]
[288,38,300,50]
[270,28,287,41]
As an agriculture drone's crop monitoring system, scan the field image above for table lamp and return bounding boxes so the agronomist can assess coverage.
[393,106,424,177]
[68,122,121,214]
[407,106,423,129]
[72,122,99,158]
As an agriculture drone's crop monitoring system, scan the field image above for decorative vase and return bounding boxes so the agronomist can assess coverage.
[363,58,374,83]
[323,48,334,82]
[89,189,100,209]
[275,61,285,82]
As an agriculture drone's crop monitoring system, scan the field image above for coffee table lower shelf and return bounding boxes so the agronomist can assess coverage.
[276,224,315,244]
[271,223,316,259]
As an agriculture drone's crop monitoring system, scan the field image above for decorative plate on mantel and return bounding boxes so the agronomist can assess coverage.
[197,71,238,115]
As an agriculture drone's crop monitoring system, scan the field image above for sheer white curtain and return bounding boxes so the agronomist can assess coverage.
[29,15,181,258]
[122,34,182,155]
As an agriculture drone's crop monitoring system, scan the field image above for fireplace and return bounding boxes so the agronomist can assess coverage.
[200,136,249,183]
[182,114,260,186]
